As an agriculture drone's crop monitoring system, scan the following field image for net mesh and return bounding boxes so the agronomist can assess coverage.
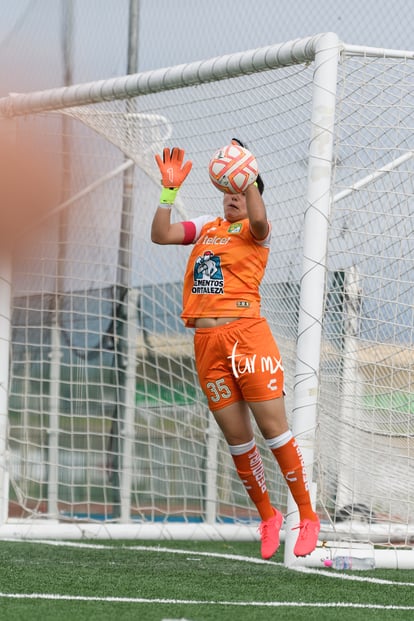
[319,53,414,537]
[5,47,414,545]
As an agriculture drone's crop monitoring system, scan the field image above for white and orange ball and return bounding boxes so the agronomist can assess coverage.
[208,143,258,194]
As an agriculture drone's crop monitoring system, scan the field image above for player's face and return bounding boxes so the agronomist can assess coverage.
[222,192,248,222]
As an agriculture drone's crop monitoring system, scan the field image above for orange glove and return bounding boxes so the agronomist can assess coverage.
[155,147,193,205]
[155,147,192,189]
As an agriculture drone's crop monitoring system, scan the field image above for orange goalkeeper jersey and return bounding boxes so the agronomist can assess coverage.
[181,216,271,327]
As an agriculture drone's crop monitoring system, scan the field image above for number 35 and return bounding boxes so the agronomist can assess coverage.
[206,378,232,402]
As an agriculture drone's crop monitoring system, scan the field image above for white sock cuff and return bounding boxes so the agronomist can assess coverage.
[228,438,256,456]
[265,430,293,450]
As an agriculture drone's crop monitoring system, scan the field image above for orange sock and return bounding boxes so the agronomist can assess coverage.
[229,440,275,521]
[268,433,317,522]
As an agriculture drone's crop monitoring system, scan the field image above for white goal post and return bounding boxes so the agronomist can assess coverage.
[0,32,413,569]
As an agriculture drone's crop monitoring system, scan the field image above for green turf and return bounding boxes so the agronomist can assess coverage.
[0,540,413,621]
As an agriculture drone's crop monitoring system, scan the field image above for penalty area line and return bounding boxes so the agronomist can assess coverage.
[0,593,413,611]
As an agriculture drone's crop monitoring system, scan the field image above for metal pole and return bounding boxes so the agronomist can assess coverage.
[334,266,362,512]
[47,0,75,517]
[111,0,140,521]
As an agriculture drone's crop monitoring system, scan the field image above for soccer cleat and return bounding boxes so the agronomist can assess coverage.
[258,508,284,560]
[293,516,321,557]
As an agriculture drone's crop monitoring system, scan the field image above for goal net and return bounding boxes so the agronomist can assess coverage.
[0,33,413,568]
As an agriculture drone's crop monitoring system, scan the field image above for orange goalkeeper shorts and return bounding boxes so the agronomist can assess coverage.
[194,317,285,412]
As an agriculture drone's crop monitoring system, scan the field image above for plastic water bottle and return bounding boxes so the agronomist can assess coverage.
[324,556,375,570]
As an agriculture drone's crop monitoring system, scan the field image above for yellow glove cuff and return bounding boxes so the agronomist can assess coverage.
[160,187,179,205]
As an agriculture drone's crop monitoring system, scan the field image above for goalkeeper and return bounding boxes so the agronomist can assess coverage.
[151,141,320,560]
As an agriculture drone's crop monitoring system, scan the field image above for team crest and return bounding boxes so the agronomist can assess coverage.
[227,222,242,234]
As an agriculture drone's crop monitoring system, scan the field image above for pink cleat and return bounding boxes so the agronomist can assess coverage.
[293,516,321,557]
[259,508,284,560]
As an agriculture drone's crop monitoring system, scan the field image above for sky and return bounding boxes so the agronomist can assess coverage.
[0,0,413,96]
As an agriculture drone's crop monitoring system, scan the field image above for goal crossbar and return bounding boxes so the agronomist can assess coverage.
[0,33,336,116]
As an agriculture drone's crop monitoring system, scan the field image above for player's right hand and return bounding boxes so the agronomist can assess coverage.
[155,147,193,188]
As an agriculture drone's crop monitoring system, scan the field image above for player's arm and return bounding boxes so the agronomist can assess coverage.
[151,147,192,245]
[151,208,187,245]
[245,182,269,241]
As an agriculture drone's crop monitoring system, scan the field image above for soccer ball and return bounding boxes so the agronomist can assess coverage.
[208,144,258,194]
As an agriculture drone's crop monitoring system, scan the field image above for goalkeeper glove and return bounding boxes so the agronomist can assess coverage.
[155,147,193,205]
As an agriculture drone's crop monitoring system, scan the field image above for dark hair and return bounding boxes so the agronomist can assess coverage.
[231,137,264,195]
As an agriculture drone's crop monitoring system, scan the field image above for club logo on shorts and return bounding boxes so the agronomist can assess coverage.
[228,340,284,379]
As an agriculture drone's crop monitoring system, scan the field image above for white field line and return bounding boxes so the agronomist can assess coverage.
[0,593,413,611]
[1,538,413,610]
[4,538,414,587]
